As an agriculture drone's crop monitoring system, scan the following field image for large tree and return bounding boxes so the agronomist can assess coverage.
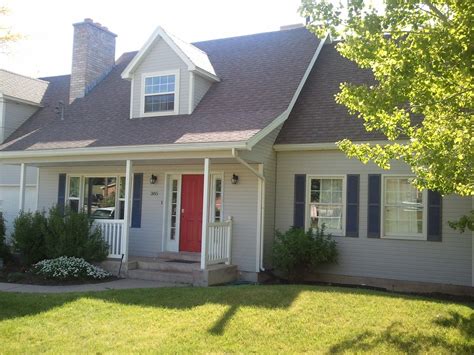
[300,0,473,197]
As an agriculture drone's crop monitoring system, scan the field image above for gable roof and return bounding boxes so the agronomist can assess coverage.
[121,26,219,82]
[275,43,385,145]
[0,27,321,154]
[0,69,49,105]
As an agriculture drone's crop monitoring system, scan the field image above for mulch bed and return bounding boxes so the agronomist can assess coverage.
[0,263,118,286]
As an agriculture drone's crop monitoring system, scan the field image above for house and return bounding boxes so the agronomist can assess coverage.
[0,19,472,292]
[0,70,41,233]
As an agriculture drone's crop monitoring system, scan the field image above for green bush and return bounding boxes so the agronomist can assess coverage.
[0,212,11,261]
[11,211,48,265]
[273,225,338,281]
[44,206,108,262]
[11,206,109,265]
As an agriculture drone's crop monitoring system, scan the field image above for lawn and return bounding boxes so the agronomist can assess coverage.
[0,285,472,354]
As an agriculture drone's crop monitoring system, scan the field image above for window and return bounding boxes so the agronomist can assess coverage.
[382,176,426,239]
[307,176,345,235]
[169,178,179,240]
[142,71,179,115]
[66,175,126,220]
[67,176,81,212]
[210,175,223,222]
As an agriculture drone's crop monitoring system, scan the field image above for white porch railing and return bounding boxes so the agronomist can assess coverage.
[94,219,126,259]
[205,216,233,266]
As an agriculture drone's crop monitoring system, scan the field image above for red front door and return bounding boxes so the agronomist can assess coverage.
[179,174,204,252]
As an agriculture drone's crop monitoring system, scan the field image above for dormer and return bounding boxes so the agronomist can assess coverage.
[121,27,219,118]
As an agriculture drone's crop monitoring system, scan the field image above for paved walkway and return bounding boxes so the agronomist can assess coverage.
[0,279,186,293]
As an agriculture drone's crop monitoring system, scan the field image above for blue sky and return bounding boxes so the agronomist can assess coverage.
[0,0,304,77]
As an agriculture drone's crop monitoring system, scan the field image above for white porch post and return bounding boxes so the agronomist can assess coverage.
[18,163,26,212]
[123,160,133,262]
[200,158,210,269]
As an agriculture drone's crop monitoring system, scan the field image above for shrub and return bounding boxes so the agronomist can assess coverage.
[32,256,111,280]
[0,213,11,261]
[11,211,48,265]
[44,206,108,262]
[273,225,338,281]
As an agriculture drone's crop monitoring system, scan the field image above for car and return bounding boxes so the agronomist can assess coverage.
[91,207,115,219]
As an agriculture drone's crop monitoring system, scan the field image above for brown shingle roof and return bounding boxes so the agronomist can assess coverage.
[0,28,320,152]
[0,69,49,104]
[276,43,385,145]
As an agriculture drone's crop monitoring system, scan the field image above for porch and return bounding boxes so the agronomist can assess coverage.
[10,150,266,283]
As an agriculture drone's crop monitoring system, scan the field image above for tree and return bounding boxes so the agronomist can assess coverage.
[299,0,473,197]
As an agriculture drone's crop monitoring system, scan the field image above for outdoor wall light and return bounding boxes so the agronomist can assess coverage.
[149,174,158,185]
[231,174,239,185]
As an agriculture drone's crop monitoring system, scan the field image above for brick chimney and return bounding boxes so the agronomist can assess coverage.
[69,18,117,103]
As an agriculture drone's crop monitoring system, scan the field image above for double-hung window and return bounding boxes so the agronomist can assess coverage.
[210,174,223,222]
[67,176,81,212]
[142,71,179,115]
[382,176,426,239]
[307,176,345,235]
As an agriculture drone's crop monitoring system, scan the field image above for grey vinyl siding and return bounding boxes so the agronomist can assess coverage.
[0,164,37,185]
[37,163,260,272]
[275,150,473,286]
[1,100,38,143]
[193,74,212,110]
[239,125,283,267]
[131,38,189,117]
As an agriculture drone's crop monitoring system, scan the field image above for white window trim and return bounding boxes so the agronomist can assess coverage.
[381,174,428,241]
[210,173,224,223]
[305,175,346,237]
[140,70,180,117]
[66,174,126,220]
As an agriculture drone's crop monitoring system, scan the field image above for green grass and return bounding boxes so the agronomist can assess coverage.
[0,285,472,354]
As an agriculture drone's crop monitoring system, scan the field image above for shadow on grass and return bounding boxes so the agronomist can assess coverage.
[328,321,474,354]
[0,284,472,341]
[432,311,474,339]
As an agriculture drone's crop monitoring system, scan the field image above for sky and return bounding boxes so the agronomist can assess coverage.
[0,0,305,77]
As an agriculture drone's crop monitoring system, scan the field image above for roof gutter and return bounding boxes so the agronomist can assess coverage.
[232,148,266,273]
[0,141,249,161]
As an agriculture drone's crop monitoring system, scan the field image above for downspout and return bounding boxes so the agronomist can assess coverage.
[232,148,266,272]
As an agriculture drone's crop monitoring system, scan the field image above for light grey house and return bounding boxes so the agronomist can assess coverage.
[0,19,472,292]
[0,70,42,235]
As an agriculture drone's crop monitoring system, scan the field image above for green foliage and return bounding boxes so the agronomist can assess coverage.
[44,206,108,262]
[449,210,474,233]
[273,226,338,280]
[11,211,48,265]
[300,0,473,196]
[11,206,108,265]
[0,212,10,260]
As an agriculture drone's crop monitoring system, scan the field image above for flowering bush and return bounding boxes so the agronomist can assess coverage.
[32,256,111,280]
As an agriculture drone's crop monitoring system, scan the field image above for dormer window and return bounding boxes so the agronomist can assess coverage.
[141,70,180,116]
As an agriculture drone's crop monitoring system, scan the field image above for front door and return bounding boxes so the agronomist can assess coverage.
[179,174,204,252]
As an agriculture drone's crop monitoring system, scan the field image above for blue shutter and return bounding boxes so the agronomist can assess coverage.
[427,190,442,242]
[131,173,143,228]
[57,173,66,214]
[346,174,360,237]
[293,174,306,229]
[367,174,381,238]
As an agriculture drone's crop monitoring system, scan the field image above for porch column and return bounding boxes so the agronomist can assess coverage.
[200,158,210,269]
[123,160,133,262]
[18,163,26,212]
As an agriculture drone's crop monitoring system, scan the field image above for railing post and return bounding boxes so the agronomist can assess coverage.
[201,158,210,270]
[226,216,232,265]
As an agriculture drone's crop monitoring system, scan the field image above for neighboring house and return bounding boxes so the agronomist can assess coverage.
[0,70,43,235]
[0,19,472,292]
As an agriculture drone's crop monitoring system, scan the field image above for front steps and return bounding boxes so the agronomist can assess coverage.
[124,253,237,286]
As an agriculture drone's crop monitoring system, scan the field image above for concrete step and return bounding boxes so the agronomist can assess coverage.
[137,260,200,273]
[157,252,201,262]
[128,269,194,284]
